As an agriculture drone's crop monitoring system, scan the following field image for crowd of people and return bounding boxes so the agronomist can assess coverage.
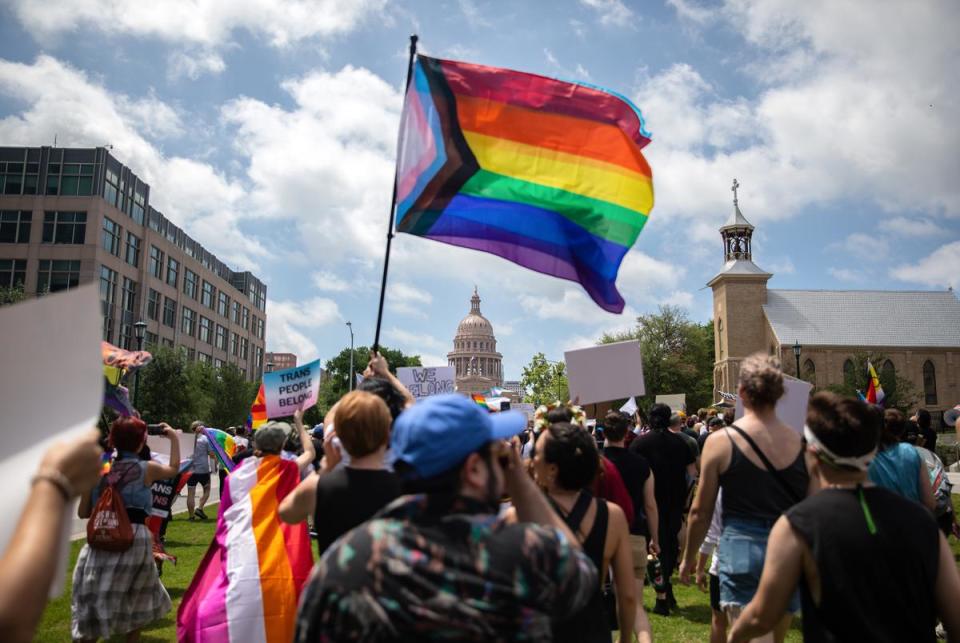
[2,351,960,642]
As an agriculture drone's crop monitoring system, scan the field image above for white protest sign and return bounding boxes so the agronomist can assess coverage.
[0,284,102,596]
[620,397,638,415]
[564,340,645,405]
[263,359,322,418]
[515,403,536,422]
[735,374,813,435]
[396,366,456,400]
[656,394,687,413]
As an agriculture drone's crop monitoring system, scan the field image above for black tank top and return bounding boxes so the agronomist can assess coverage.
[786,487,939,642]
[550,491,610,643]
[720,429,808,523]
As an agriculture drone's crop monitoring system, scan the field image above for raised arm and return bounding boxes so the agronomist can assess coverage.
[279,470,319,524]
[368,352,415,408]
[145,423,180,483]
[293,409,316,473]
[917,456,937,513]
[0,430,102,643]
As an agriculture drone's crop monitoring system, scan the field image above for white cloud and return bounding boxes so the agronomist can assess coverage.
[828,267,866,283]
[667,0,717,24]
[764,257,796,274]
[891,241,960,289]
[830,233,889,261]
[661,290,694,308]
[221,65,402,262]
[632,1,960,236]
[10,0,386,48]
[0,55,267,269]
[886,217,943,238]
[266,296,342,360]
[311,270,352,293]
[167,49,226,81]
[580,0,635,27]
[386,282,434,317]
[457,0,490,27]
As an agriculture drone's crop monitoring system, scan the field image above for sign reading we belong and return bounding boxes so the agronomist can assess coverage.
[263,359,322,418]
[396,366,456,400]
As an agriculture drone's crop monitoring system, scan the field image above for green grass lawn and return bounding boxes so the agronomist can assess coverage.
[36,496,960,642]
[36,505,221,642]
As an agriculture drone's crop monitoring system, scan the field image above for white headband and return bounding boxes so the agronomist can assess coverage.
[803,425,876,472]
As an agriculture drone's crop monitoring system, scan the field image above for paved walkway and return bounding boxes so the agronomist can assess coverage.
[70,474,222,540]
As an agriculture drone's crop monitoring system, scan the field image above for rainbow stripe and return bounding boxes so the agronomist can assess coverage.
[471,393,491,410]
[247,384,267,431]
[395,55,654,313]
[177,455,313,642]
[866,361,886,405]
[203,428,237,472]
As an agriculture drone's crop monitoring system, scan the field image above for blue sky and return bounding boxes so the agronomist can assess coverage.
[1,0,957,378]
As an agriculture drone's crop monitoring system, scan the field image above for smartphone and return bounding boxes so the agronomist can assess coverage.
[146,423,165,435]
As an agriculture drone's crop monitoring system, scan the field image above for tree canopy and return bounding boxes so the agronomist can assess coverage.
[520,353,569,406]
[317,345,421,414]
[599,305,715,413]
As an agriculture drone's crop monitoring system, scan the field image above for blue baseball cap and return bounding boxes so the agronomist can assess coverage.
[391,394,526,478]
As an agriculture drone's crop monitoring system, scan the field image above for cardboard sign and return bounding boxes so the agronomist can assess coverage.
[620,397,638,415]
[396,366,456,400]
[0,284,102,596]
[564,340,645,405]
[515,403,536,422]
[656,394,687,413]
[735,375,813,435]
[263,359,322,418]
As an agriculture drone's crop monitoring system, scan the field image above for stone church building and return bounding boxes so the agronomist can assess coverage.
[448,288,504,395]
[710,181,960,426]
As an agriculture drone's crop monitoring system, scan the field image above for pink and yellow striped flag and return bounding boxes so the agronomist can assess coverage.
[176,455,313,642]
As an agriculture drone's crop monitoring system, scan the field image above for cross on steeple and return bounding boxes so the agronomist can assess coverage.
[731,178,740,206]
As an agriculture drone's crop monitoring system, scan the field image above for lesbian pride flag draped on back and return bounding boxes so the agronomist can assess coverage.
[177,455,312,642]
[395,55,654,313]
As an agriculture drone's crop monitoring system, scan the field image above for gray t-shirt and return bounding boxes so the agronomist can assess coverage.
[192,434,211,474]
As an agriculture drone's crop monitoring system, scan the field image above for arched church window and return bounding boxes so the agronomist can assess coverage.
[882,360,895,378]
[923,360,938,405]
[843,359,854,382]
[803,359,816,384]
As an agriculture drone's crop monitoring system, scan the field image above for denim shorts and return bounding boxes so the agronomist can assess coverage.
[717,516,800,613]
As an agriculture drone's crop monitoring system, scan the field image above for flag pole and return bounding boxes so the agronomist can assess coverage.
[372,33,418,355]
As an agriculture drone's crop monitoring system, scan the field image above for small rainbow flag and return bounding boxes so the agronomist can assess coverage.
[471,393,491,410]
[177,455,313,642]
[202,428,236,472]
[865,361,886,405]
[246,384,267,431]
[395,54,654,313]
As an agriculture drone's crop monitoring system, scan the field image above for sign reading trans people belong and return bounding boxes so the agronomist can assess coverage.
[263,359,322,418]
[396,366,456,400]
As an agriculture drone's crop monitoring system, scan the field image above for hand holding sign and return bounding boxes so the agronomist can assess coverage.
[263,359,322,419]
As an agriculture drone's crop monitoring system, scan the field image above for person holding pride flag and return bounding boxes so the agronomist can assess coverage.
[177,419,314,643]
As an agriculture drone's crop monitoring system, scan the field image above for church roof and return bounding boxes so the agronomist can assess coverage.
[721,203,754,230]
[763,289,960,348]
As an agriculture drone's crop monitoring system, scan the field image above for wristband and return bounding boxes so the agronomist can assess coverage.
[32,469,74,501]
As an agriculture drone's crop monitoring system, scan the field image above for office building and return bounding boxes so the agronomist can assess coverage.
[0,146,268,380]
[265,352,297,372]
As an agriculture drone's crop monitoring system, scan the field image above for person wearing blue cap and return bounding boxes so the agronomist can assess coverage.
[294,393,599,642]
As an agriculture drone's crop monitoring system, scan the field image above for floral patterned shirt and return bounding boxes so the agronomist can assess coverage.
[295,494,598,642]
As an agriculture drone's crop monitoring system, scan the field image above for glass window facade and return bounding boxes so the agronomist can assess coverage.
[42,211,86,244]
[0,259,26,287]
[0,211,31,243]
[125,232,140,267]
[102,217,121,256]
[37,259,80,293]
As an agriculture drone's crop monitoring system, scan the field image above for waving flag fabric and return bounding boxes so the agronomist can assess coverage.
[202,428,237,472]
[247,384,267,431]
[395,55,654,313]
[865,361,886,405]
[177,455,313,643]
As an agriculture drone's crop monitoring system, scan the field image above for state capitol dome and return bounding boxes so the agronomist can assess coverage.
[449,288,503,394]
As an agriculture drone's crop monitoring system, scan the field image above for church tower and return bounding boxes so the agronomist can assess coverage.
[708,179,772,399]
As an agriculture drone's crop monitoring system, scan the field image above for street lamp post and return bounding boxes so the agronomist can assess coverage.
[133,320,147,409]
[793,340,802,379]
[346,321,355,391]
[544,358,565,402]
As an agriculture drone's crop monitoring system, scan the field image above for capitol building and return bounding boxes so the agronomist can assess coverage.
[448,288,504,395]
